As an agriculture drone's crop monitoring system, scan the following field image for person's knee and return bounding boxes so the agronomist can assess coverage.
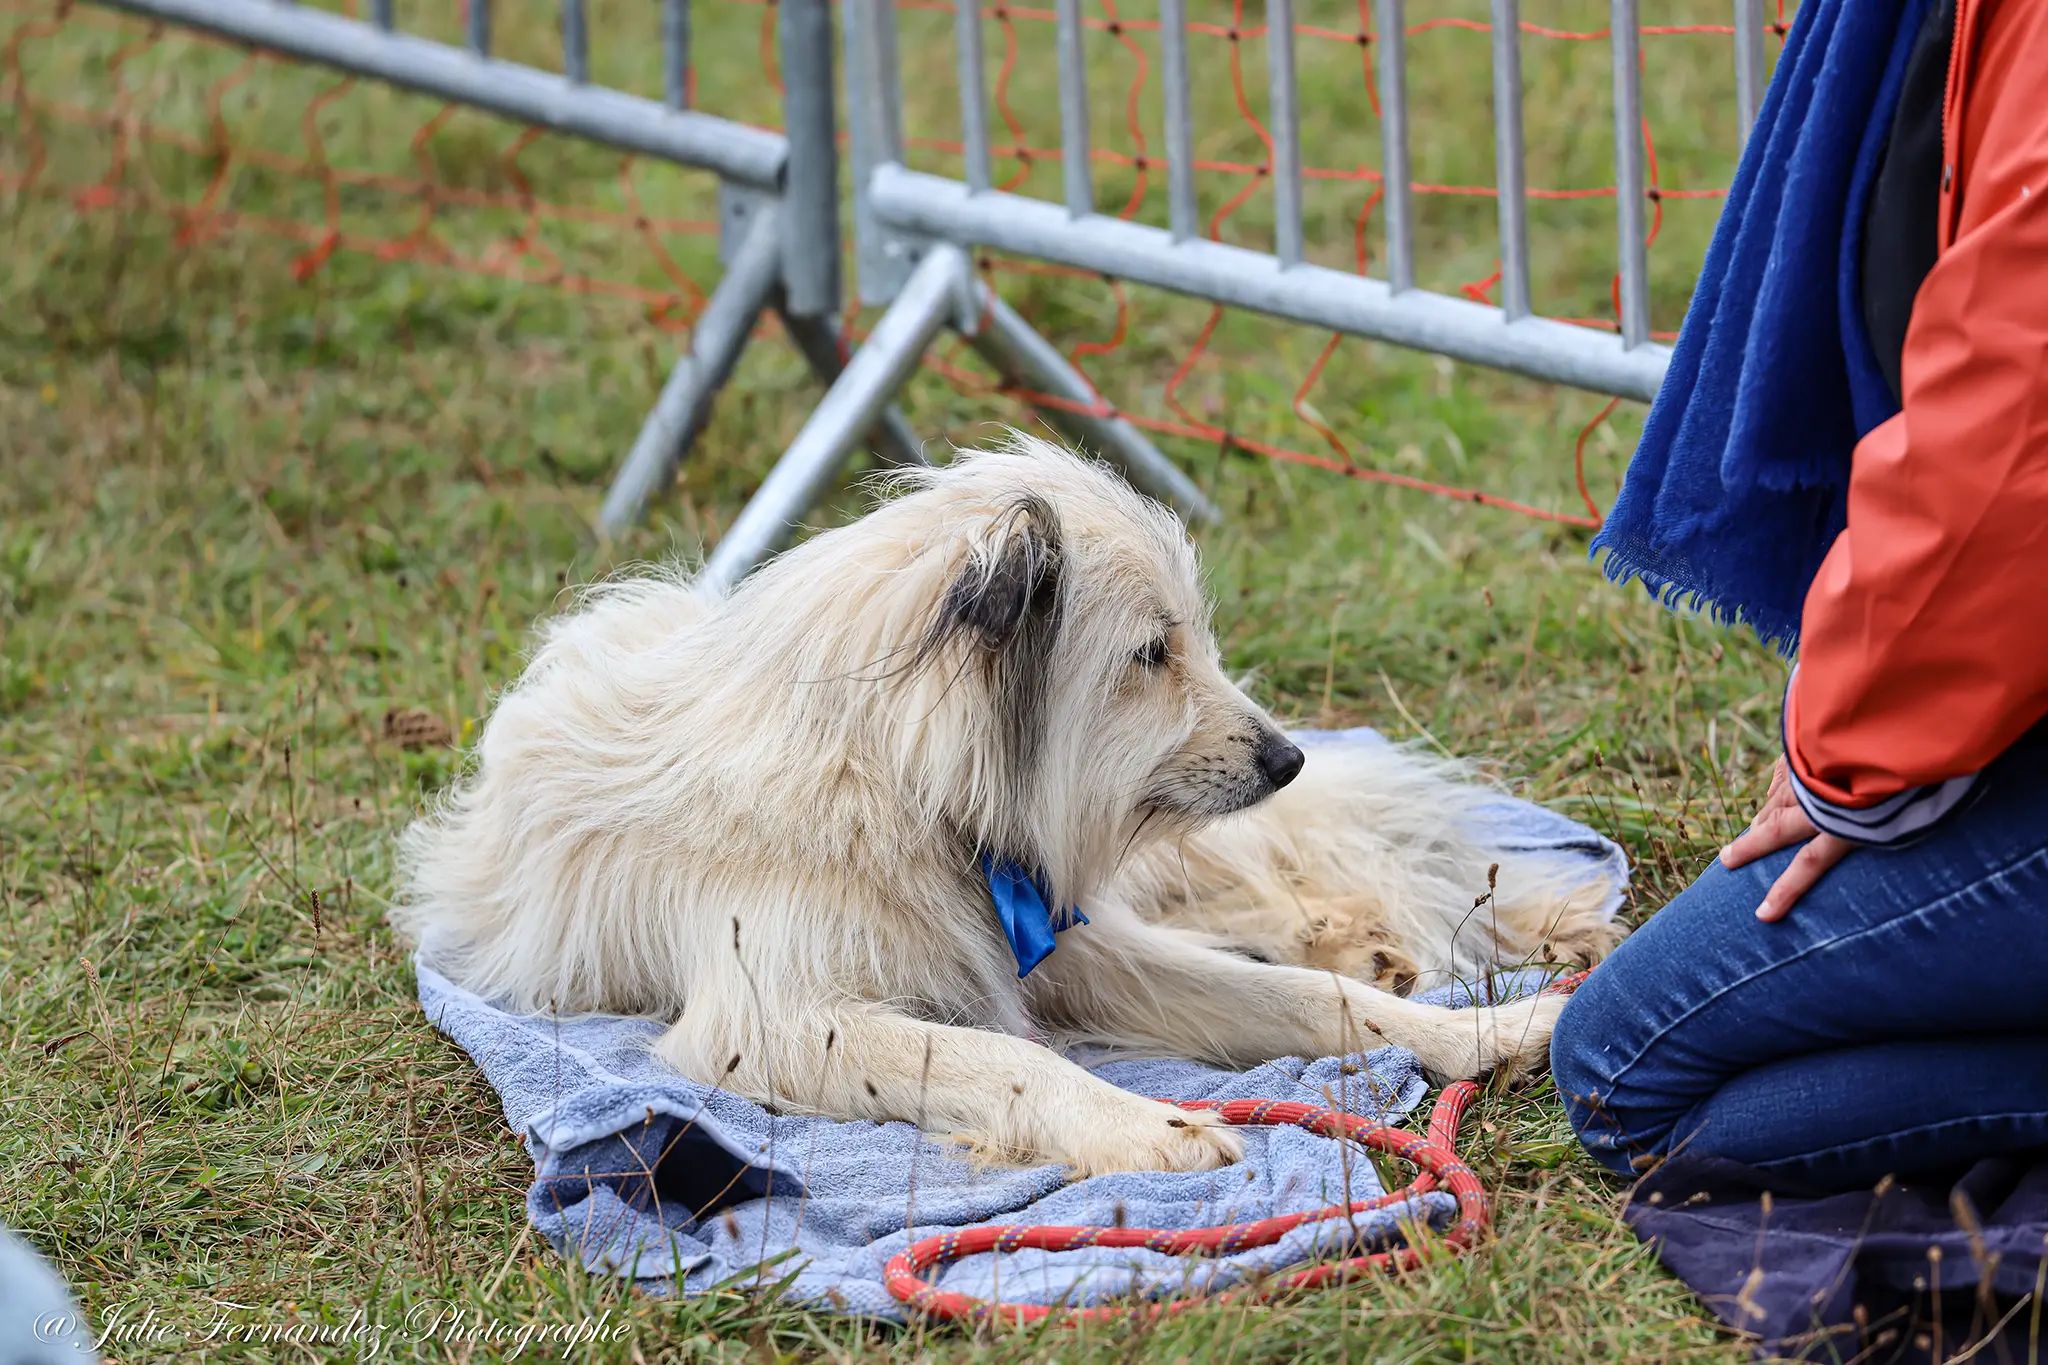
[1547,862,1785,1177]
[1548,982,1606,1106]
[1550,969,1663,1178]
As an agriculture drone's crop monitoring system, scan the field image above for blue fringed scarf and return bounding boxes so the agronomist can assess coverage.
[1591,0,1930,654]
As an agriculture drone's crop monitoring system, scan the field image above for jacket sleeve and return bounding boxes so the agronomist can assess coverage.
[1785,0,2048,843]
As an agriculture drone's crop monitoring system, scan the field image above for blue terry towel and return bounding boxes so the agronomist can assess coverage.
[414,729,1628,1318]
[1590,0,1925,653]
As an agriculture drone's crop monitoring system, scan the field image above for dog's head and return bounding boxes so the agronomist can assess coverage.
[812,434,1302,904]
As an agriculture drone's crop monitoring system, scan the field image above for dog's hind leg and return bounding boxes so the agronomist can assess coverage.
[652,1002,1246,1178]
[1027,905,1562,1084]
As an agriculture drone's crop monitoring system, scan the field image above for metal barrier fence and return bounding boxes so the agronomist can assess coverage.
[854,1,1695,390]
[71,0,942,543]
[722,0,1772,587]
[24,0,1781,591]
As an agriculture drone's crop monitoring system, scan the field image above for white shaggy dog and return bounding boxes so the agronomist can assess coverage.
[396,437,1616,1176]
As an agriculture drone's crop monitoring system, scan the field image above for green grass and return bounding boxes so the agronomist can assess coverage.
[0,1,1817,1360]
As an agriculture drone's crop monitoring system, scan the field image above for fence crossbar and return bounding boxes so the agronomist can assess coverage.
[84,0,785,187]
[870,165,1669,402]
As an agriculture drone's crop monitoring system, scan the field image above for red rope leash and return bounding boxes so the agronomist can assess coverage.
[884,1083,1484,1323]
[885,972,1592,1323]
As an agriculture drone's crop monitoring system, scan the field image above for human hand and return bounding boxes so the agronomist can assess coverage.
[1718,756,1853,922]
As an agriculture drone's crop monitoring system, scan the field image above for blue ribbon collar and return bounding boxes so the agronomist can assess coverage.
[981,853,1088,978]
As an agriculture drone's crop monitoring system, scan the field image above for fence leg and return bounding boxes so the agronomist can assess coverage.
[774,306,928,468]
[776,0,840,318]
[963,288,1220,525]
[598,199,784,536]
[698,244,971,594]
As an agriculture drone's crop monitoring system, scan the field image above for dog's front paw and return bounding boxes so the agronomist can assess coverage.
[1056,1097,1244,1178]
[1485,992,1565,1083]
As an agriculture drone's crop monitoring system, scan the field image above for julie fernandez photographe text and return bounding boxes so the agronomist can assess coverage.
[39,1300,635,1357]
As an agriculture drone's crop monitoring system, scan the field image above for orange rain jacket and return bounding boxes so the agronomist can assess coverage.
[1784,0,2048,840]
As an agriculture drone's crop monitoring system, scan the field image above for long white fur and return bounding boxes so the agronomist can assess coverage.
[1110,748,1618,996]
[394,436,1610,1176]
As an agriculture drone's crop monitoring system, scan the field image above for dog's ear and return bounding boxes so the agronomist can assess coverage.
[916,493,1065,790]
[941,494,1063,651]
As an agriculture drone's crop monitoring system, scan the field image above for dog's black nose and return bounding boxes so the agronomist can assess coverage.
[1256,734,1305,791]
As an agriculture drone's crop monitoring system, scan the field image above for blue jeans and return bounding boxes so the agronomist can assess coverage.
[1551,727,2048,1192]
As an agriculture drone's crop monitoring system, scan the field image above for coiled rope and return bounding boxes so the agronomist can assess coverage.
[884,970,1588,1323]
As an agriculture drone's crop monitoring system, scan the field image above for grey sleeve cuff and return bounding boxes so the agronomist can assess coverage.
[1785,763,1980,846]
